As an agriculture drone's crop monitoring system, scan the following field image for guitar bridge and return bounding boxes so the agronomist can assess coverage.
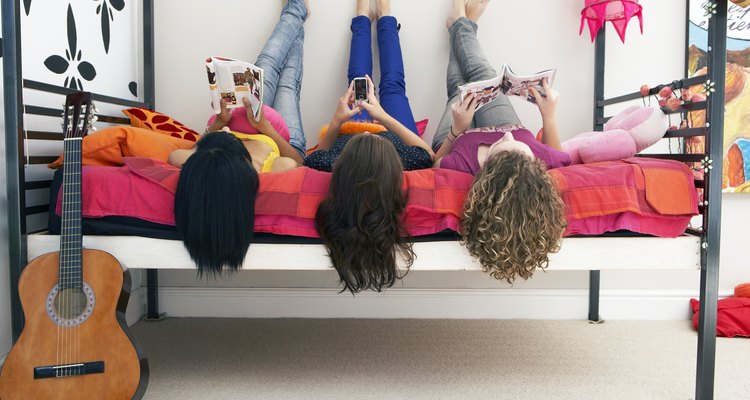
[33,361,104,379]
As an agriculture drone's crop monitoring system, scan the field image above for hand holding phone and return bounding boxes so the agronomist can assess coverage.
[353,77,368,107]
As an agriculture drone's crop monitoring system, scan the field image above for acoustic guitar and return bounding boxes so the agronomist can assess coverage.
[0,92,149,399]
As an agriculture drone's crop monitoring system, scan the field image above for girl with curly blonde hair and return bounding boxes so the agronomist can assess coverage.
[433,0,570,283]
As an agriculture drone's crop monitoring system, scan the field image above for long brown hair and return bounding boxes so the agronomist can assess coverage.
[315,134,415,293]
[461,151,566,283]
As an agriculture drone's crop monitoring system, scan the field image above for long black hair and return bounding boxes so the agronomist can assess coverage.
[315,134,415,293]
[174,131,259,276]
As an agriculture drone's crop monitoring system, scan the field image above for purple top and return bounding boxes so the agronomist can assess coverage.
[439,127,571,175]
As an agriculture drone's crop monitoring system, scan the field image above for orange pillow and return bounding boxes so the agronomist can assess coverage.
[122,108,201,142]
[49,126,196,169]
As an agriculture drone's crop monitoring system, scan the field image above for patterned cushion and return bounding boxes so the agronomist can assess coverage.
[122,108,201,142]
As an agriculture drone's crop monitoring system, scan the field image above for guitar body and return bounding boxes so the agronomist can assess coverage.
[0,249,148,400]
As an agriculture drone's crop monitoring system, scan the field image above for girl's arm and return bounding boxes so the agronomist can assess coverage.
[530,79,562,151]
[359,76,435,159]
[318,81,363,151]
[243,99,304,164]
[433,94,477,167]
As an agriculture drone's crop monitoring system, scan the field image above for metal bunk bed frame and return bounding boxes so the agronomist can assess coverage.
[2,1,727,398]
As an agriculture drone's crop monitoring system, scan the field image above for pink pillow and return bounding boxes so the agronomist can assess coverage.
[206,105,291,142]
[605,106,668,152]
[578,129,637,163]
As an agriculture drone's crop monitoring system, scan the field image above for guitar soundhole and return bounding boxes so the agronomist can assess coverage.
[55,288,86,318]
[46,283,96,328]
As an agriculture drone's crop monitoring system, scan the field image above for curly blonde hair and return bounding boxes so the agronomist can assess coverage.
[460,151,566,283]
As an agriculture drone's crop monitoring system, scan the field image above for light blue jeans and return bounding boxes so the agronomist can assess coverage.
[432,17,521,150]
[254,0,307,157]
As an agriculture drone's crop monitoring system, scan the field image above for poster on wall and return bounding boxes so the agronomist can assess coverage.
[687,0,750,193]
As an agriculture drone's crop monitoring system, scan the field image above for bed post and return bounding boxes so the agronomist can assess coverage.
[3,0,28,343]
[695,1,726,399]
[588,26,606,323]
[143,0,155,109]
[141,0,163,321]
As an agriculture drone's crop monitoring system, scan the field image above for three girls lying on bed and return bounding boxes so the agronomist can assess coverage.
[169,0,568,293]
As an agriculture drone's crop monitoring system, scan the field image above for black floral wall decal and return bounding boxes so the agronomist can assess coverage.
[43,4,97,90]
[128,81,137,97]
[23,0,32,16]
[96,0,125,54]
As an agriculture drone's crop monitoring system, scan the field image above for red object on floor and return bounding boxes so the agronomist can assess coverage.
[690,298,750,338]
[735,283,750,298]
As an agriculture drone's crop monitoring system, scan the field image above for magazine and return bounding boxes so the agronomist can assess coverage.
[206,56,263,120]
[458,64,556,111]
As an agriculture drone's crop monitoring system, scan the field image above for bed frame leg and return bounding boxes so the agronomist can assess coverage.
[145,268,166,321]
[588,270,603,323]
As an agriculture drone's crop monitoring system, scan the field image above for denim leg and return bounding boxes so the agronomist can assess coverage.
[254,0,307,105]
[348,15,373,122]
[432,47,469,150]
[376,16,417,134]
[449,17,521,128]
[272,30,306,157]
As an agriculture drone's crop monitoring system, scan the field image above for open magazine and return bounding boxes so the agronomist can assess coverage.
[458,64,556,111]
[206,56,264,120]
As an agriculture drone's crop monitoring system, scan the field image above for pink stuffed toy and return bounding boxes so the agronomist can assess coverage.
[562,105,668,164]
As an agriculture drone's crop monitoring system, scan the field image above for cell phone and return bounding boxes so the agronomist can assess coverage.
[353,77,368,107]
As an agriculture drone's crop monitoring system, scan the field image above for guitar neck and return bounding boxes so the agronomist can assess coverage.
[60,137,83,289]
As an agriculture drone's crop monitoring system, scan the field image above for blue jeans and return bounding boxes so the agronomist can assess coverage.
[347,16,418,135]
[432,17,521,150]
[254,0,307,157]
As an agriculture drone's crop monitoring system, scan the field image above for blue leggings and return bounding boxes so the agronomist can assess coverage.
[347,16,418,135]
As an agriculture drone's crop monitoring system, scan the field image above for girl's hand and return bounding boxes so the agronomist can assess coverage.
[332,81,363,125]
[358,75,389,122]
[243,98,271,132]
[530,78,558,118]
[217,99,233,125]
[450,93,477,135]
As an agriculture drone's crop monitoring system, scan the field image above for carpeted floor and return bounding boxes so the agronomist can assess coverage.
[131,318,749,400]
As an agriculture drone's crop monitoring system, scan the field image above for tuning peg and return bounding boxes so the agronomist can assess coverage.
[89,126,97,133]
[90,115,99,123]
[91,103,99,114]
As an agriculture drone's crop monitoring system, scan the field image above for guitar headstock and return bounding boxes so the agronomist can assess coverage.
[62,92,96,139]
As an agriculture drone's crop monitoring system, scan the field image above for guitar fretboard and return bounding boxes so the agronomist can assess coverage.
[59,137,83,290]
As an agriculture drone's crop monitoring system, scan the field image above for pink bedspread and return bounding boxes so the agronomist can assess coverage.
[550,158,699,237]
[57,158,473,238]
[56,157,698,238]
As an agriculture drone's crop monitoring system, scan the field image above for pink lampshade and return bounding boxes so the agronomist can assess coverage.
[580,0,643,43]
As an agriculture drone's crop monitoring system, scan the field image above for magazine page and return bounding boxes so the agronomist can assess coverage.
[502,64,556,104]
[457,71,505,112]
[206,56,264,120]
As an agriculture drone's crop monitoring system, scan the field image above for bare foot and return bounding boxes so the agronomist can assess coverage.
[376,0,390,19]
[446,0,467,29]
[465,0,489,23]
[357,0,371,18]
